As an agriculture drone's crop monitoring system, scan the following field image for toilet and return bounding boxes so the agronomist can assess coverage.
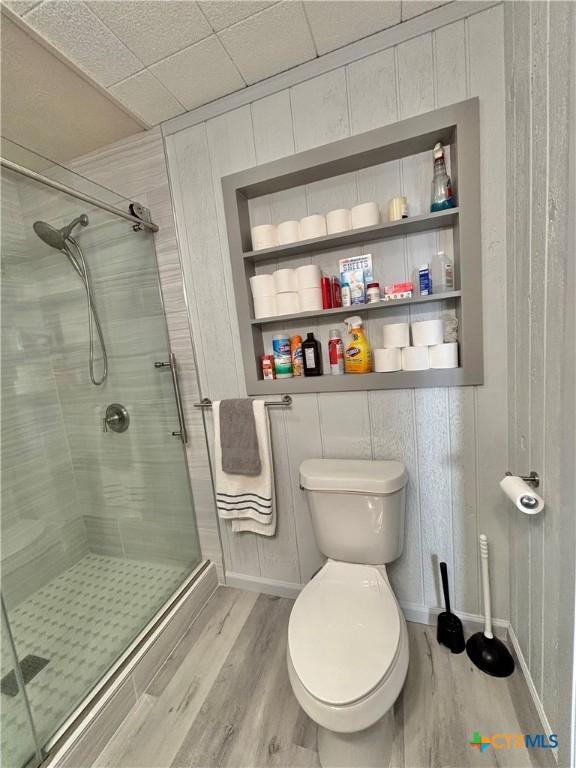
[287,458,409,768]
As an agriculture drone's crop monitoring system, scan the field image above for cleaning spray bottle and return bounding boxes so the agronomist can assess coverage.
[344,316,372,374]
[430,142,456,212]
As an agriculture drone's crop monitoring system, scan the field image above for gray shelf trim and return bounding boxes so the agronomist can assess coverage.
[250,291,462,326]
[221,97,483,394]
[244,209,458,261]
[248,368,469,394]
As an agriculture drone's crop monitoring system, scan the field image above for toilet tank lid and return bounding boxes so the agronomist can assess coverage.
[300,459,407,494]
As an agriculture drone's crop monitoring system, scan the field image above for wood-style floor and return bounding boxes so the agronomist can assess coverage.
[93,588,551,768]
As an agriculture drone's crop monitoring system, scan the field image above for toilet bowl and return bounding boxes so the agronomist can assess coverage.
[288,459,409,768]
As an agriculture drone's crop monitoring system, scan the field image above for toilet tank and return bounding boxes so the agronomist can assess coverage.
[300,459,407,565]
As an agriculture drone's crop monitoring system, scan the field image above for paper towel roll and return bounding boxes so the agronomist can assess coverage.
[300,214,327,239]
[296,264,322,289]
[382,322,410,348]
[499,475,544,515]
[374,348,401,372]
[402,346,430,371]
[351,202,380,229]
[326,208,351,234]
[250,273,275,297]
[411,319,444,346]
[273,268,297,293]
[299,287,323,311]
[429,342,459,369]
[251,224,277,250]
[253,295,276,319]
[277,220,300,245]
[276,292,300,315]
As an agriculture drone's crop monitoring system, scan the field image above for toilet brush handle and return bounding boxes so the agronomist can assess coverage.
[479,534,493,640]
[440,561,451,613]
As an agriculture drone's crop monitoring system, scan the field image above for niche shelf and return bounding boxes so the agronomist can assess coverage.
[244,208,459,262]
[250,291,462,326]
[221,98,483,394]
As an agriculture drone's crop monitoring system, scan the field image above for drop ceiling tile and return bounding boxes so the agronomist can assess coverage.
[88,0,212,66]
[219,2,316,85]
[2,0,42,15]
[108,70,184,126]
[198,0,275,32]
[150,35,245,110]
[24,1,143,87]
[401,0,450,21]
[304,1,401,55]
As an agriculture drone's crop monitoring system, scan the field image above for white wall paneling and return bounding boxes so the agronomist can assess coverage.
[505,2,575,762]
[165,4,510,619]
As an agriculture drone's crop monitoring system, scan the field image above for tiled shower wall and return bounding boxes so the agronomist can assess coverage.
[1,173,88,608]
[504,1,575,761]
[67,130,223,578]
[165,4,510,618]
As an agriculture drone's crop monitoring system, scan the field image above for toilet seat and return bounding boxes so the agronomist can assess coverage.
[289,561,401,706]
[288,561,409,733]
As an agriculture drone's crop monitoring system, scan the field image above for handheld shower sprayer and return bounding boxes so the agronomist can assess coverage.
[33,214,108,386]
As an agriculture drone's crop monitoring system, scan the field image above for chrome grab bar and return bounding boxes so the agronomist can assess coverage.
[154,353,188,444]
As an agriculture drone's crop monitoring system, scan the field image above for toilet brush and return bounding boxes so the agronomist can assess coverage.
[466,534,515,677]
[437,561,465,653]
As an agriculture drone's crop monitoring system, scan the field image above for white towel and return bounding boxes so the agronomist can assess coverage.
[213,399,276,537]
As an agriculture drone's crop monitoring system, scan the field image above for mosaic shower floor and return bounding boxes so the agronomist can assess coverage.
[1,553,189,768]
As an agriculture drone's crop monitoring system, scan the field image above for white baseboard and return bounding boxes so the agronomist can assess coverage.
[507,624,557,755]
[223,573,509,638]
[225,571,305,599]
[400,600,509,640]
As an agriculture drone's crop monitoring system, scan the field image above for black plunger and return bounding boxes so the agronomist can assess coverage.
[466,534,515,677]
[437,561,465,653]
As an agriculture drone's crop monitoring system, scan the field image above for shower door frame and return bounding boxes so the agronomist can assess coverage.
[1,156,212,765]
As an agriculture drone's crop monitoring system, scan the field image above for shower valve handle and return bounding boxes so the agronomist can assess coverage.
[102,404,130,434]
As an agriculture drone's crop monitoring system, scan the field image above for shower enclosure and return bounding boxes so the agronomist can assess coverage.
[1,155,203,768]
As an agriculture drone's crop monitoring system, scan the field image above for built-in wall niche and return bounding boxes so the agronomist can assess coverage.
[221,98,482,394]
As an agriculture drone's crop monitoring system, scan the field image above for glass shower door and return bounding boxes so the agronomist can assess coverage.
[1,165,202,765]
[1,599,41,768]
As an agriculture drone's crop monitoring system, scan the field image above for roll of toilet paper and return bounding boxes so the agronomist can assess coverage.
[273,268,297,293]
[429,342,459,369]
[300,214,327,240]
[249,273,275,297]
[253,295,276,319]
[500,475,544,515]
[326,208,351,234]
[382,322,410,349]
[402,346,430,371]
[276,292,300,315]
[351,202,380,229]
[277,220,300,245]
[296,264,322,289]
[411,319,444,347]
[251,224,277,250]
[374,348,402,372]
[298,287,323,312]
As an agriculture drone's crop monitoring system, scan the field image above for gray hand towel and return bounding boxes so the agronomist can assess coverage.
[219,399,262,476]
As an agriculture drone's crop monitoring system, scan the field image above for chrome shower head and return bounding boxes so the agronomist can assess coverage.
[33,214,89,251]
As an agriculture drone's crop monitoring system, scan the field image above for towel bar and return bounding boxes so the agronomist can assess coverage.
[194,395,292,409]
